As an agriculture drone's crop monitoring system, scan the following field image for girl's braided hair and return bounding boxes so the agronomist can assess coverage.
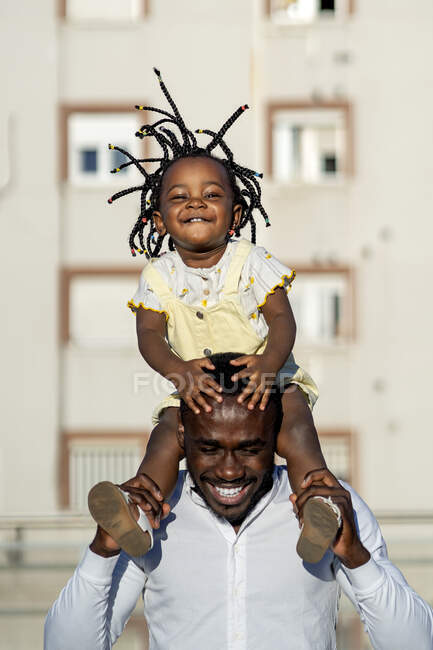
[107,68,271,258]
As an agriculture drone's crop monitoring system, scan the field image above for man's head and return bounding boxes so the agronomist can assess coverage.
[177,352,282,528]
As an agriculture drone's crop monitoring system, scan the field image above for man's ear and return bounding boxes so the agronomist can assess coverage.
[176,410,185,451]
[153,211,167,236]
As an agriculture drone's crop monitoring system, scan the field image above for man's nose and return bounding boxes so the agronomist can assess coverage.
[215,452,244,482]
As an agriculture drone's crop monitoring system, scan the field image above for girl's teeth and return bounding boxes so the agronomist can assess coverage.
[215,486,243,497]
[190,218,203,222]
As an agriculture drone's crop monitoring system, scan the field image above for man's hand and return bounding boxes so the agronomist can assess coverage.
[168,357,223,414]
[89,474,170,558]
[120,473,171,529]
[230,354,278,410]
[290,469,371,569]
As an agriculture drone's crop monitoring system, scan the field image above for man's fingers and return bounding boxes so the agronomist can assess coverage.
[295,487,350,518]
[127,487,163,518]
[300,468,338,489]
[120,474,164,502]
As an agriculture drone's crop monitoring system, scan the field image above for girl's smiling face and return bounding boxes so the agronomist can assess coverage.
[153,156,242,254]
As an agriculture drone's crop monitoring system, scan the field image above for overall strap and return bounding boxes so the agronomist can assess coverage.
[222,239,253,296]
[142,262,174,303]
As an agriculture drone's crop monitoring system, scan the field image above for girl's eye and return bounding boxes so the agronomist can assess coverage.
[171,195,187,200]
[205,193,220,199]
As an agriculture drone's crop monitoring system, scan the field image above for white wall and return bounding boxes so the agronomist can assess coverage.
[2,0,433,514]
[257,0,433,509]
[0,0,59,512]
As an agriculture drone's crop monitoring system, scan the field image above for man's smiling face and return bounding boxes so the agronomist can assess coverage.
[178,396,278,529]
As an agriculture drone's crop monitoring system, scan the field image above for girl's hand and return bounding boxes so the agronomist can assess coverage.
[168,357,223,414]
[230,355,278,410]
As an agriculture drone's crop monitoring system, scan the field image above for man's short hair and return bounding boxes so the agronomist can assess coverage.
[180,352,283,435]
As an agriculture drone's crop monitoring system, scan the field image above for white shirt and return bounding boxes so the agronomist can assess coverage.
[128,239,295,339]
[45,468,433,650]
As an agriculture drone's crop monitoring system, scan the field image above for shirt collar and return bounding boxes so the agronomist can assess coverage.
[173,239,235,283]
[183,466,286,536]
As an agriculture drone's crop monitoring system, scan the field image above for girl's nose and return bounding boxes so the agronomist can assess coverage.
[186,196,205,208]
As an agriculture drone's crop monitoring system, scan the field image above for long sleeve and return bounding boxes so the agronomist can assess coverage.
[337,487,433,649]
[44,548,146,650]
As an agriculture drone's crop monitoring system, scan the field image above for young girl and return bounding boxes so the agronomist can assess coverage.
[88,69,341,564]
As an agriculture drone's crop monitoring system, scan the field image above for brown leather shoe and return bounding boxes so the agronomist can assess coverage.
[88,481,152,557]
[296,497,341,563]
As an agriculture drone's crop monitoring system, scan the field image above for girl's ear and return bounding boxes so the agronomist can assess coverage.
[153,211,167,236]
[232,203,243,230]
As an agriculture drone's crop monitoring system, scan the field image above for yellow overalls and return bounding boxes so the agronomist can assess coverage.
[140,239,318,423]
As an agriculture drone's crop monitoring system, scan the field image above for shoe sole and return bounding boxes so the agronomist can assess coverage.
[88,481,151,557]
[296,498,340,563]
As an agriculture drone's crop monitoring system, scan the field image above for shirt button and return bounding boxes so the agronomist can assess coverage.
[203,288,210,295]
[196,311,204,319]
[203,348,212,356]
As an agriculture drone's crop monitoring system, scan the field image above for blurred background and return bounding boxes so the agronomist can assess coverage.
[1,0,433,648]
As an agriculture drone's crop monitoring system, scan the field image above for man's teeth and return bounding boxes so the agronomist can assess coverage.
[215,485,243,497]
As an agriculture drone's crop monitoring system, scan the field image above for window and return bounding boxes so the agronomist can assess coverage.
[60,433,146,509]
[319,431,353,482]
[65,111,143,186]
[60,269,140,347]
[289,268,353,344]
[268,0,353,24]
[62,0,146,22]
[269,104,352,183]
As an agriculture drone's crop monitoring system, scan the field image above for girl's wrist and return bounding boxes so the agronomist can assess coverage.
[164,358,189,387]
[261,349,287,373]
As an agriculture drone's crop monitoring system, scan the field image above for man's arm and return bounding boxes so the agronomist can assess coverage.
[293,470,433,650]
[44,548,145,650]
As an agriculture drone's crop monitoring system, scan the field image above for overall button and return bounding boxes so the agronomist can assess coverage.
[203,348,212,356]
[203,289,210,296]
[196,311,204,319]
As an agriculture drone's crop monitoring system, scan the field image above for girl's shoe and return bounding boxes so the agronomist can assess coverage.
[296,496,341,563]
[88,481,152,557]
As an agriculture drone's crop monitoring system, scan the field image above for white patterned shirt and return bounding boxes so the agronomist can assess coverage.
[128,239,295,340]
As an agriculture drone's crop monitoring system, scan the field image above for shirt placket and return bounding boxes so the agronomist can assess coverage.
[227,536,247,650]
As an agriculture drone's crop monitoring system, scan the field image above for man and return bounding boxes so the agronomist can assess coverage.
[45,353,433,649]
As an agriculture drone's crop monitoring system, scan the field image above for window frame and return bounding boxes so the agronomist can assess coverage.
[58,104,148,183]
[266,101,354,181]
[263,0,355,20]
[287,264,356,343]
[58,0,149,22]
[318,429,357,486]
[59,431,148,508]
[59,267,141,344]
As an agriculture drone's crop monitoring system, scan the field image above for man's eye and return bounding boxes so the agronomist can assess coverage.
[240,448,261,455]
[200,446,218,454]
